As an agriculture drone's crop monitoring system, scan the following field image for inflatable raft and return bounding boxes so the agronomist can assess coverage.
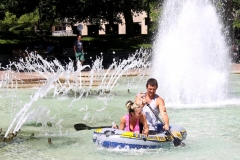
[92,124,187,149]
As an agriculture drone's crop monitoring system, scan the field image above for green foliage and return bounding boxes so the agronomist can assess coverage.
[149,1,162,33]
[1,0,154,35]
[0,38,20,44]
[0,10,39,34]
[233,0,240,10]
[1,0,39,18]
[0,12,17,31]
[18,9,39,24]
[1,0,239,37]
[233,0,240,30]
[233,20,240,28]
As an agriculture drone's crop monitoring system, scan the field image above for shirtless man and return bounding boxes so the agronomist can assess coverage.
[135,78,170,134]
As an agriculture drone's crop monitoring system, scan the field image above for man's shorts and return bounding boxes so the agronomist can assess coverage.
[75,52,85,61]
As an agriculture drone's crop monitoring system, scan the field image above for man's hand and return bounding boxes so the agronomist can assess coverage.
[163,124,169,130]
[140,92,147,106]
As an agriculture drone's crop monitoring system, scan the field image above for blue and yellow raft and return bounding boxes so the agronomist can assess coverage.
[92,124,187,149]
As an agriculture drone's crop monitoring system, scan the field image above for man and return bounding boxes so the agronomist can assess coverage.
[47,45,54,55]
[73,35,84,66]
[135,78,170,134]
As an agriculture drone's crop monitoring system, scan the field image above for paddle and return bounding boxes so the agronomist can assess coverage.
[74,124,167,143]
[146,103,182,147]
[74,123,112,131]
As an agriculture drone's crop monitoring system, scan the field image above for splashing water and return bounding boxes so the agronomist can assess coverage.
[152,0,230,104]
[0,49,151,137]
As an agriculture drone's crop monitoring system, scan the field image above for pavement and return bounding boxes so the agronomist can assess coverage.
[0,64,239,88]
[230,63,240,74]
[0,68,148,88]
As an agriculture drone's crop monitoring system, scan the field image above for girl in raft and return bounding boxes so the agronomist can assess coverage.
[114,100,149,135]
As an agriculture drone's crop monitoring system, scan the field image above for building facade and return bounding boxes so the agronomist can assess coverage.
[52,12,148,36]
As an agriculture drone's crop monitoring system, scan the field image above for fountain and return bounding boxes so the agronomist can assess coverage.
[0,0,240,159]
[152,0,230,105]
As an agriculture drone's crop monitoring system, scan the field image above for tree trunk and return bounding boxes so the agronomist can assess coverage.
[48,12,58,35]
[123,0,134,36]
[108,0,114,33]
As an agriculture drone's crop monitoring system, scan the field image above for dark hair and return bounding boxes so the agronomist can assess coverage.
[77,35,81,38]
[146,78,158,88]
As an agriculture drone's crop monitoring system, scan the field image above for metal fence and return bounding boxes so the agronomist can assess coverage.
[52,30,74,36]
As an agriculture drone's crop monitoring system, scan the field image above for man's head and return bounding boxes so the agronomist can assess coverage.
[146,78,158,97]
[146,78,158,88]
[77,35,81,40]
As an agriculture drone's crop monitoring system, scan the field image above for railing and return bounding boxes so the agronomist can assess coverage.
[52,30,73,36]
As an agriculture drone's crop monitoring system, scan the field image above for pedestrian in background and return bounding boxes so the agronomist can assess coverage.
[73,35,84,66]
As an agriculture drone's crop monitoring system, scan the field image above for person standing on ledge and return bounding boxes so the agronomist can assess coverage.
[135,78,170,135]
[73,35,84,66]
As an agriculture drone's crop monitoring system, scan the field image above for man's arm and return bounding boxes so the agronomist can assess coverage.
[135,94,141,106]
[157,97,169,130]
[73,44,77,53]
[134,93,146,109]
[82,43,84,52]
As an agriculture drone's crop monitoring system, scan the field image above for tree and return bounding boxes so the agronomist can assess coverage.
[1,0,39,18]
[223,0,233,43]
[233,0,240,38]
[0,12,17,31]
[1,0,162,35]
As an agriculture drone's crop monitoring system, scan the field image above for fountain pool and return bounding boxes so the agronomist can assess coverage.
[1,0,240,159]
[0,74,240,159]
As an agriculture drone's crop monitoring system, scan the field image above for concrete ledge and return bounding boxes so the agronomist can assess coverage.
[231,63,240,74]
[0,68,149,88]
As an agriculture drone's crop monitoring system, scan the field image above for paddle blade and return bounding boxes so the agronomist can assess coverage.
[74,123,112,131]
[173,137,182,147]
[166,130,183,147]
[74,123,91,131]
